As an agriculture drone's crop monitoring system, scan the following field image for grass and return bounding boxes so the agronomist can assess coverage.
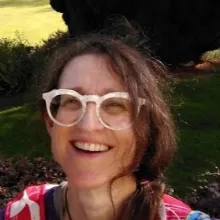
[167,74,220,196]
[0,105,50,158]
[0,74,220,196]
[0,0,66,44]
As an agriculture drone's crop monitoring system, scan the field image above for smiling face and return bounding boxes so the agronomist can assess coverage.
[45,54,137,189]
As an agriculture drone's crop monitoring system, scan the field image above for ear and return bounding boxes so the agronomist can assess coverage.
[43,111,54,136]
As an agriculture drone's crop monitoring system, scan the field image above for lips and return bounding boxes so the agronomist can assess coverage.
[70,140,112,153]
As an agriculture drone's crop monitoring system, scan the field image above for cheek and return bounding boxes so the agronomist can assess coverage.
[50,126,70,162]
[113,130,136,170]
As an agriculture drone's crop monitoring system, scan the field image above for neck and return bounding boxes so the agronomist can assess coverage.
[66,176,137,220]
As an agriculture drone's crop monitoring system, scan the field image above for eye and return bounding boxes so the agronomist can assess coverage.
[101,98,130,114]
[59,95,82,110]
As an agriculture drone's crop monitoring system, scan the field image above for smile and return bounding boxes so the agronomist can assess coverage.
[70,141,112,154]
[75,142,109,152]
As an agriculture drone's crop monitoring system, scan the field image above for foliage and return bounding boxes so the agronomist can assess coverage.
[202,49,220,61]
[0,33,34,94]
[32,30,69,74]
[185,166,220,218]
[0,155,220,219]
[0,31,68,96]
[37,30,69,55]
[0,156,65,207]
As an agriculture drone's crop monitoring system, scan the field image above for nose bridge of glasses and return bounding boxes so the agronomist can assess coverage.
[82,95,101,119]
[79,95,104,129]
[83,94,101,106]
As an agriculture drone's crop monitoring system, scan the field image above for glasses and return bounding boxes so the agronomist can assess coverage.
[42,89,146,130]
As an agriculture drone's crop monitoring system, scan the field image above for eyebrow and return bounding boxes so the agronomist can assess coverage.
[63,87,126,95]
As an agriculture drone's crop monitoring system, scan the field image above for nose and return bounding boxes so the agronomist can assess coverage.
[77,102,104,131]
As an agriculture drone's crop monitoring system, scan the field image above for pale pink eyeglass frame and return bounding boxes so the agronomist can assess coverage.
[42,89,146,130]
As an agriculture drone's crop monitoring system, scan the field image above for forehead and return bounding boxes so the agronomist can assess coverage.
[58,54,126,94]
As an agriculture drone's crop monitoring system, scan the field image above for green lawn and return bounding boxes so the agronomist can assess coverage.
[0,0,66,44]
[0,74,220,196]
[168,74,220,196]
[0,105,50,158]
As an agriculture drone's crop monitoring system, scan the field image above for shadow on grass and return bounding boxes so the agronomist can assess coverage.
[0,105,50,158]
[0,0,48,8]
[0,92,26,111]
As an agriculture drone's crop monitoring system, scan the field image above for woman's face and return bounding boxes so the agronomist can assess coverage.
[45,54,136,189]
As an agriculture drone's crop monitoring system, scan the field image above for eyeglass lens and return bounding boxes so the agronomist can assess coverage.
[49,94,133,129]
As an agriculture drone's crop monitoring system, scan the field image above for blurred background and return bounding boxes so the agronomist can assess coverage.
[0,0,219,216]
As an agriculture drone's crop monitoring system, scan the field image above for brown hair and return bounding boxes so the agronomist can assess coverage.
[39,33,176,220]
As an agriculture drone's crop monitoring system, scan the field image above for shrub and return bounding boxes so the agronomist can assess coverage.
[0,31,69,96]
[26,30,69,101]
[185,166,220,218]
[38,30,69,55]
[202,49,220,61]
[0,156,220,219]
[32,30,69,69]
[0,156,66,208]
[0,33,35,95]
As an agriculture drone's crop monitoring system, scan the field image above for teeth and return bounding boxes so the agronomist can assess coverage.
[74,142,109,152]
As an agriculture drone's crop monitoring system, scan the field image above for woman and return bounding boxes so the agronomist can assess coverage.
[0,33,210,220]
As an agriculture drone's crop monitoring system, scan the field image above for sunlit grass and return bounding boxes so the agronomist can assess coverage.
[0,0,66,44]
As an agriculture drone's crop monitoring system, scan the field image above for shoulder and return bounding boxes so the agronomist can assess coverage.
[4,184,58,220]
[160,194,191,220]
[160,194,211,220]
